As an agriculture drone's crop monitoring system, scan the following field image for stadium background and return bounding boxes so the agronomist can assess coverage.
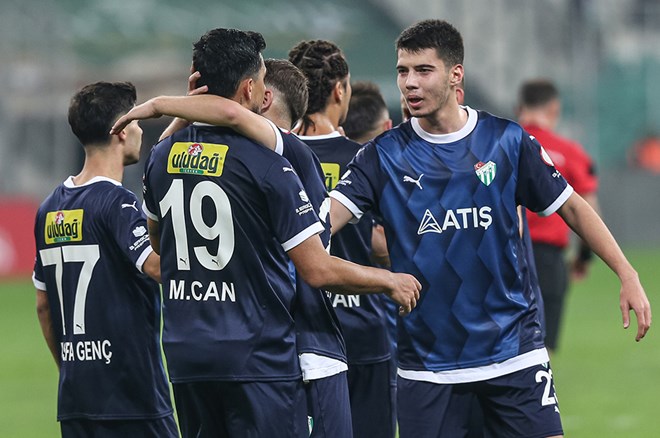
[0,0,658,436]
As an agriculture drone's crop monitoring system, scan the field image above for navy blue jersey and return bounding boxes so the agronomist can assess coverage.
[300,132,391,364]
[32,177,172,421]
[143,124,323,383]
[331,108,573,379]
[280,132,346,364]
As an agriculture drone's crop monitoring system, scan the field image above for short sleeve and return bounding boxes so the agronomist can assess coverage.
[329,142,382,222]
[516,132,573,216]
[106,189,154,272]
[262,159,324,252]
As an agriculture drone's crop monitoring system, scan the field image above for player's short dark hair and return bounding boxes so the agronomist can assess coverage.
[193,28,266,98]
[519,79,559,108]
[396,19,464,68]
[264,59,308,127]
[68,81,136,146]
[288,40,349,131]
[343,81,387,141]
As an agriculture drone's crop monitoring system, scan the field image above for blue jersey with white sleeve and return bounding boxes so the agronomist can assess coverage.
[32,177,173,421]
[143,124,324,383]
[301,132,391,365]
[330,108,572,382]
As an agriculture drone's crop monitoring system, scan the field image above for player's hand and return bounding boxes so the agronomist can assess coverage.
[188,70,208,96]
[620,274,652,341]
[386,272,422,315]
[110,100,160,135]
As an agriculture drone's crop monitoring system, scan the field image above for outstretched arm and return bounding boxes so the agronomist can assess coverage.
[288,233,421,315]
[111,94,278,150]
[557,192,651,341]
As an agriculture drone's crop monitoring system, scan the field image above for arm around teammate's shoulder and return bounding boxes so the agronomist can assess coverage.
[288,234,421,314]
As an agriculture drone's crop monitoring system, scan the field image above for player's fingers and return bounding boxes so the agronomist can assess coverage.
[110,116,128,135]
[399,305,411,316]
[620,300,630,329]
[188,85,209,97]
[635,303,652,341]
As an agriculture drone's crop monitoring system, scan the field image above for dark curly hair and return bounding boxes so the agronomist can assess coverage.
[288,40,349,134]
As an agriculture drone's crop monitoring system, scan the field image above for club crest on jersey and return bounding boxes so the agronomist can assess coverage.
[474,161,496,186]
[45,209,83,244]
[167,142,228,176]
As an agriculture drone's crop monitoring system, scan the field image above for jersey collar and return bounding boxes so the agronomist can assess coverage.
[411,106,478,144]
[63,175,122,188]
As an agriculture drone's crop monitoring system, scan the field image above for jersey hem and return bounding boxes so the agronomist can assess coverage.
[398,348,549,384]
[299,353,348,381]
[58,408,174,422]
[169,373,302,384]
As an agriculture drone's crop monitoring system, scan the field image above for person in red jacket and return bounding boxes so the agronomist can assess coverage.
[518,79,599,352]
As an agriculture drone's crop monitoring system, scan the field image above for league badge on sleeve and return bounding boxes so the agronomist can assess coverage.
[474,161,496,186]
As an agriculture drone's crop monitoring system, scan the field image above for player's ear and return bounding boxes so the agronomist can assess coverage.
[383,118,393,131]
[261,89,274,113]
[449,64,464,87]
[333,81,344,104]
[240,77,254,103]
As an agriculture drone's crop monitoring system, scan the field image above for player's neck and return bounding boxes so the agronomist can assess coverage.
[73,148,124,186]
[417,103,468,135]
[297,112,338,136]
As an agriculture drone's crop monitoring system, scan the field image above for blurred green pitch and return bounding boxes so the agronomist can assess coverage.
[1,249,658,437]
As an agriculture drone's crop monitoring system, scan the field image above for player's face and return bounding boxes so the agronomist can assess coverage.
[396,48,454,119]
[122,120,143,166]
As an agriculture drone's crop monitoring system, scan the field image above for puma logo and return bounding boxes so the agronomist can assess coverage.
[403,173,424,190]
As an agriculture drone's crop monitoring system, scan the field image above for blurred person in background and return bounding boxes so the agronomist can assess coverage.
[33,81,177,438]
[517,78,600,352]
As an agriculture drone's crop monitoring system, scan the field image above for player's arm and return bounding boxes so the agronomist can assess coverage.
[111,94,278,150]
[147,218,161,255]
[288,233,421,315]
[329,197,355,235]
[36,290,60,369]
[570,192,599,280]
[371,224,391,268]
[141,251,161,283]
[557,192,651,341]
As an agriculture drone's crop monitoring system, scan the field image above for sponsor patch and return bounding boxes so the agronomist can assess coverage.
[45,209,83,244]
[167,142,228,176]
[321,162,341,190]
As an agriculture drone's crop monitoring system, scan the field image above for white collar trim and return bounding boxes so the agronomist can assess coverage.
[297,131,343,141]
[411,106,477,144]
[63,175,121,188]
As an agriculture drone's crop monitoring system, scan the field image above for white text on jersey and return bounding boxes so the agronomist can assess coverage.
[169,280,237,302]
